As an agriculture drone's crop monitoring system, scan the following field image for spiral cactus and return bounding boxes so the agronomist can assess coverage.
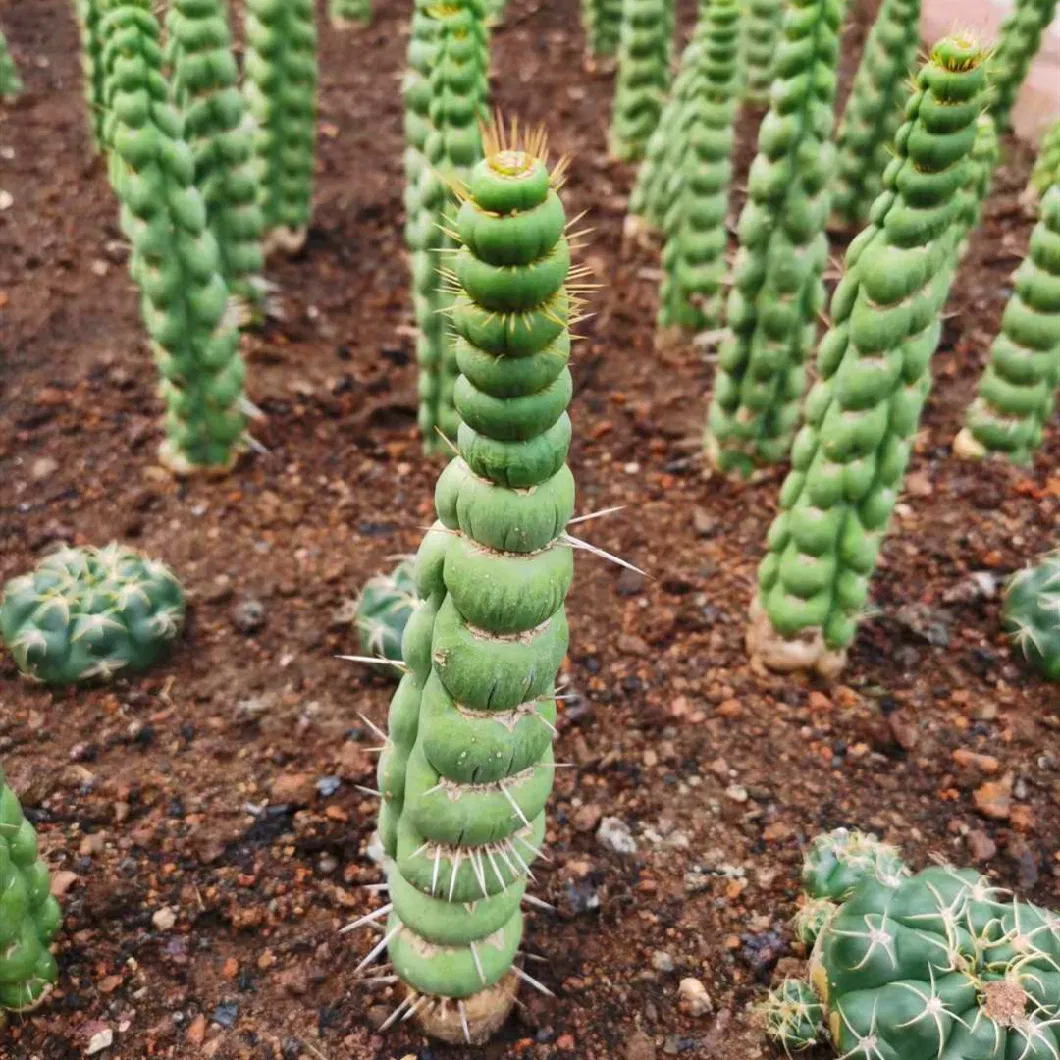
[361,129,578,1044]
[354,559,418,672]
[166,0,265,311]
[990,0,1059,132]
[0,768,61,1020]
[829,0,921,231]
[763,979,823,1052]
[1002,550,1060,680]
[329,0,372,28]
[1027,120,1060,203]
[0,25,22,99]
[100,0,247,474]
[657,0,741,336]
[582,0,622,60]
[75,0,106,147]
[704,0,843,477]
[746,37,990,677]
[243,0,317,255]
[741,0,784,105]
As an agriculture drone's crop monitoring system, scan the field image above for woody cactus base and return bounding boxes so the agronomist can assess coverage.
[354,559,418,672]
[1003,550,1060,680]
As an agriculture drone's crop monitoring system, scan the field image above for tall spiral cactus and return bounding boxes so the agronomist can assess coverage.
[657,0,741,337]
[955,182,1060,465]
[0,767,62,1020]
[75,0,106,147]
[0,26,22,99]
[990,0,1059,132]
[329,0,372,28]
[363,128,578,1045]
[1026,119,1060,205]
[741,0,784,105]
[704,0,843,476]
[609,0,674,162]
[829,0,921,231]
[166,0,265,311]
[243,0,317,255]
[747,36,991,677]
[582,0,622,61]
[100,0,246,474]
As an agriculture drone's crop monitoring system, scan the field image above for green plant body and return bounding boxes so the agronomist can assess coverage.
[0,767,61,1019]
[99,0,247,474]
[747,36,990,678]
[366,134,577,1045]
[329,0,372,28]
[354,559,418,672]
[1002,550,1060,680]
[75,0,106,147]
[609,0,674,162]
[243,0,317,254]
[704,0,843,477]
[1,544,185,685]
[990,0,1059,132]
[762,979,823,1052]
[1028,119,1060,200]
[0,25,22,99]
[582,0,622,59]
[955,182,1060,464]
[953,111,1000,260]
[657,0,741,335]
[829,0,921,230]
[166,0,265,310]
[741,0,784,105]
[801,827,907,903]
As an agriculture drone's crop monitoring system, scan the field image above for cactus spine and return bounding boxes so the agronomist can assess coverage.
[1026,118,1060,204]
[829,0,921,231]
[242,0,317,255]
[990,0,1059,132]
[0,26,22,99]
[746,37,990,677]
[100,0,246,473]
[762,979,823,1052]
[1003,550,1060,680]
[75,0,106,146]
[329,0,372,28]
[741,0,784,105]
[657,0,741,336]
[609,0,674,162]
[582,0,622,60]
[166,0,265,311]
[367,129,578,1044]
[704,0,843,475]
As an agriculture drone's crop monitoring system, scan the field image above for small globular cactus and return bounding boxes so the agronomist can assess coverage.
[0,25,22,99]
[243,0,317,255]
[741,0,784,105]
[704,0,843,477]
[329,0,372,28]
[75,0,106,147]
[656,0,741,337]
[792,897,837,945]
[1026,120,1060,205]
[955,182,1060,464]
[354,559,418,672]
[990,0,1059,132]
[0,544,185,685]
[747,37,991,678]
[762,979,823,1052]
[829,0,921,231]
[100,0,247,474]
[801,827,907,902]
[0,768,62,1019]
[1002,550,1060,680]
[582,0,622,61]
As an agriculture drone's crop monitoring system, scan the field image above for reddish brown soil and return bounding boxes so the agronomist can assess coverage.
[0,1,1057,1059]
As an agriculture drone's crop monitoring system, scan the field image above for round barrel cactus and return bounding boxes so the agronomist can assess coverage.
[763,979,823,1052]
[0,768,61,1019]
[990,0,1059,133]
[582,0,622,60]
[0,25,22,99]
[354,559,417,671]
[0,544,185,685]
[747,37,990,677]
[1027,120,1060,204]
[741,0,783,105]
[75,0,106,148]
[1002,550,1060,680]
[329,0,371,28]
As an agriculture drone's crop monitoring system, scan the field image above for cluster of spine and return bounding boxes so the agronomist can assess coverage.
[955,181,1060,465]
[242,0,317,254]
[740,0,784,105]
[354,559,418,672]
[0,25,22,99]
[657,0,741,335]
[582,0,622,60]
[1027,120,1060,202]
[166,0,265,309]
[75,0,106,146]
[1002,550,1060,680]
[762,979,822,1051]
[989,0,1059,132]
[609,0,674,162]
[0,768,61,1018]
[369,136,576,1044]
[829,0,921,231]
[747,37,989,677]
[329,0,372,28]
[704,0,843,477]
[100,0,246,474]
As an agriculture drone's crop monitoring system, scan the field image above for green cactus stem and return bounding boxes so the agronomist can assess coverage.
[582,0,622,60]
[329,0,372,28]
[954,182,1060,464]
[0,25,22,99]
[704,0,843,477]
[1026,119,1060,205]
[656,0,741,338]
[243,0,317,255]
[792,897,837,945]
[0,544,185,685]
[990,0,1059,133]
[166,0,265,312]
[801,828,907,902]
[354,559,418,674]
[741,0,784,105]
[75,0,106,147]
[609,0,674,162]
[0,767,61,1021]
[1002,550,1060,680]
[100,0,248,474]
[746,37,990,678]
[359,130,580,1045]
[829,0,921,231]
[763,979,823,1052]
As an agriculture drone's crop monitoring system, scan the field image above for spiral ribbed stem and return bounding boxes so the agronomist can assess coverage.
[1028,120,1060,201]
[741,0,783,105]
[329,0,372,28]
[75,0,105,147]
[0,26,22,99]
[990,0,1058,132]
[582,0,622,58]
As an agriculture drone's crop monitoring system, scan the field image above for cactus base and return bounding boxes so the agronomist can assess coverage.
[704,432,772,484]
[746,600,847,678]
[158,439,241,478]
[952,425,988,460]
[262,226,308,256]
[412,970,519,1044]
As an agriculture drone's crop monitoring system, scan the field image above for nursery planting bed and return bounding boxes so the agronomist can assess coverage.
[0,0,1057,1057]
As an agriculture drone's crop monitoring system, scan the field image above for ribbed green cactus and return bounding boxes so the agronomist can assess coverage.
[657,0,741,336]
[329,0,372,28]
[0,26,22,99]
[829,0,921,231]
[1002,550,1060,680]
[747,37,990,677]
[741,0,783,105]
[0,768,61,1020]
[166,0,265,311]
[1027,120,1060,202]
[354,559,418,673]
[75,0,106,147]
[582,0,622,60]
[0,544,185,685]
[802,827,907,902]
[990,0,1059,132]
[100,0,247,474]
[762,979,823,1052]
[609,0,673,162]
[243,0,317,254]
[955,183,1060,464]
[705,0,842,476]
[360,131,578,1044]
